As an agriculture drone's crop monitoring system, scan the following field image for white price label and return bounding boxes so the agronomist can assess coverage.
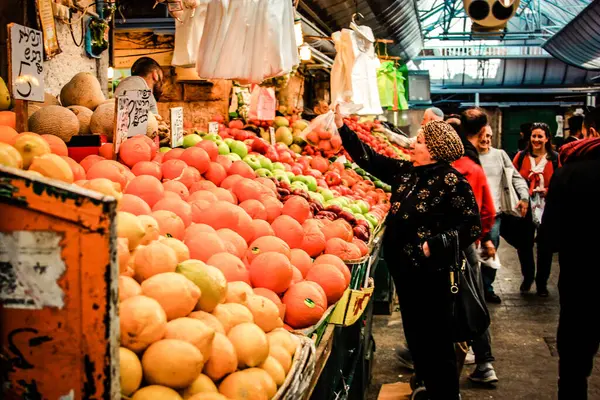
[170,107,184,148]
[209,122,219,135]
[269,127,276,145]
[114,96,131,155]
[122,89,152,137]
[9,24,44,102]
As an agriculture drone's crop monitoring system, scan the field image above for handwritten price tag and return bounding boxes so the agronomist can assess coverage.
[8,24,44,102]
[170,107,184,148]
[122,89,152,137]
[208,122,219,135]
[269,127,276,145]
[114,96,131,155]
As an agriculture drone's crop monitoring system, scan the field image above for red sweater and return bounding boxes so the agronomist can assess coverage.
[453,156,496,241]
[513,151,555,195]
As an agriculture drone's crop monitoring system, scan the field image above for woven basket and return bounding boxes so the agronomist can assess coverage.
[272,334,317,400]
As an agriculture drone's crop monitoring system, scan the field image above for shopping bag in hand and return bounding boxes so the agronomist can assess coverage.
[300,110,342,153]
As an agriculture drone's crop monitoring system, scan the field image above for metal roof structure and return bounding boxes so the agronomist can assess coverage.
[543,0,600,70]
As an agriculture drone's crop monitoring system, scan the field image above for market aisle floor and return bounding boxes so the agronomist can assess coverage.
[367,240,600,400]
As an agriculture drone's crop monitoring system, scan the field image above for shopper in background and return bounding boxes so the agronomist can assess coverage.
[517,123,532,153]
[540,107,600,399]
[335,110,481,400]
[560,114,584,149]
[512,122,558,297]
[114,57,163,114]
[421,107,444,126]
[477,125,529,301]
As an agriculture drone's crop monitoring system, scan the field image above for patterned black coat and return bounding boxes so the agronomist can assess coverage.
[339,125,481,274]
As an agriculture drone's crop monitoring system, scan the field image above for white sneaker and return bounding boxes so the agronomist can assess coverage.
[464,348,475,365]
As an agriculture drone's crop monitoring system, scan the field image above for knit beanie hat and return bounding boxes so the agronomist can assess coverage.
[422,120,464,163]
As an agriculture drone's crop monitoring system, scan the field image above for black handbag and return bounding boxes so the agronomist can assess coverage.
[447,231,491,343]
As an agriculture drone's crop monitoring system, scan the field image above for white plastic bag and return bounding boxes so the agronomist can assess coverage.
[477,244,502,270]
[172,1,210,67]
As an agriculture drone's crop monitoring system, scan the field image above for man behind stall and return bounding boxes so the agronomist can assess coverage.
[114,57,164,115]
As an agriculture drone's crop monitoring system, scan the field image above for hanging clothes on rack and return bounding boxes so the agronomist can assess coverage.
[377,61,408,111]
[330,23,383,116]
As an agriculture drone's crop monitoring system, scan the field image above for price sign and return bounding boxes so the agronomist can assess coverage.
[208,122,219,135]
[122,89,152,137]
[8,24,44,102]
[269,127,276,145]
[170,107,184,148]
[113,96,131,156]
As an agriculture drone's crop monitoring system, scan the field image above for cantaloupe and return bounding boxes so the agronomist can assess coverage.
[120,295,167,352]
[131,385,183,400]
[60,72,105,110]
[142,339,205,389]
[67,105,93,135]
[120,347,143,396]
[28,106,80,143]
[202,332,238,381]
[141,272,201,320]
[89,102,115,139]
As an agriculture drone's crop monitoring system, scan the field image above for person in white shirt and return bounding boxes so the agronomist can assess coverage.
[114,57,163,115]
[477,125,530,300]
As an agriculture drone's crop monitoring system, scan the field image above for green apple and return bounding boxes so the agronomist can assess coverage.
[354,213,366,221]
[286,171,295,181]
[258,156,273,171]
[183,134,202,148]
[326,199,345,208]
[317,187,335,201]
[273,170,291,184]
[291,175,307,184]
[290,181,309,192]
[229,140,248,159]
[308,191,325,204]
[159,147,171,153]
[217,142,230,155]
[243,155,262,170]
[226,153,242,162]
[272,162,286,171]
[365,213,379,229]
[255,168,274,177]
[303,176,318,192]
[290,144,302,154]
[348,204,363,214]
[355,200,370,214]
[337,197,350,207]
[342,206,355,215]
[204,133,220,142]
[224,138,235,146]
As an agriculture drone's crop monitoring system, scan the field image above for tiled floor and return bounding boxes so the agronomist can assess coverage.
[367,241,600,399]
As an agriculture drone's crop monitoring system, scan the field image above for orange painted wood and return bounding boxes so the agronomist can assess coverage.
[0,165,119,399]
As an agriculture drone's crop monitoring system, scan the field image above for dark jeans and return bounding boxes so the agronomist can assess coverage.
[464,245,495,364]
[515,211,553,289]
[482,215,502,294]
[557,255,600,400]
[394,266,460,400]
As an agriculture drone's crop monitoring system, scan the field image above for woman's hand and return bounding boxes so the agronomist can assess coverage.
[482,240,496,260]
[517,199,529,217]
[422,242,431,257]
[334,105,344,129]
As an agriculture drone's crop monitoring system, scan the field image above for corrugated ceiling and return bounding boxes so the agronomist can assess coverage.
[543,0,600,70]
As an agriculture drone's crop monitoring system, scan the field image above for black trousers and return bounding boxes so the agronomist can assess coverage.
[557,254,600,400]
[394,266,460,400]
[515,211,554,289]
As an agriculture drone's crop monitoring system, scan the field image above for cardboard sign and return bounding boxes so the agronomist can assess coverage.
[170,107,184,148]
[8,24,45,102]
[122,89,152,137]
[269,127,276,145]
[208,122,219,135]
[113,96,131,155]
[35,0,61,59]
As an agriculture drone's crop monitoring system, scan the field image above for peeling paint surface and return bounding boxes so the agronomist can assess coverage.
[58,389,74,400]
[0,231,65,309]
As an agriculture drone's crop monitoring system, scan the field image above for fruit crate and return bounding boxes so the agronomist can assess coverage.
[273,334,317,400]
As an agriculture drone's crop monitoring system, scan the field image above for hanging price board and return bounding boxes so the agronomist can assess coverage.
[122,89,152,137]
[208,122,219,135]
[7,24,45,102]
[269,127,276,145]
[170,107,184,148]
[113,96,131,156]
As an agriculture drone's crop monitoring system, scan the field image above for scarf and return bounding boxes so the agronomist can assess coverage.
[528,156,547,195]
[559,137,600,165]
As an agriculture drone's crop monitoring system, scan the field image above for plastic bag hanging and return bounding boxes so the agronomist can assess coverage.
[299,111,343,154]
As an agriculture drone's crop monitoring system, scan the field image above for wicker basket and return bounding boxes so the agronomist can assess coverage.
[272,334,317,400]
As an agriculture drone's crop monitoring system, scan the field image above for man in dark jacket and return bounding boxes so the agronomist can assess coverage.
[540,107,600,399]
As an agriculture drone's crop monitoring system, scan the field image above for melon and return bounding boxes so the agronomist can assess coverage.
[13,134,51,168]
[244,295,283,333]
[141,272,201,320]
[131,385,182,400]
[89,102,115,139]
[181,374,219,399]
[28,106,79,142]
[134,241,178,281]
[60,72,105,110]
[188,311,225,335]
[120,295,167,352]
[164,317,215,360]
[203,332,238,381]
[176,260,228,313]
[142,339,205,389]
[219,370,269,400]
[120,347,143,396]
[67,105,93,135]
[211,303,253,333]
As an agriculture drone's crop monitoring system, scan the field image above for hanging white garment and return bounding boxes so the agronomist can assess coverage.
[330,26,383,115]
[172,1,210,67]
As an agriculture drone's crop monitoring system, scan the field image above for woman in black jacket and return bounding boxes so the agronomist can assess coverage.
[335,116,481,399]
